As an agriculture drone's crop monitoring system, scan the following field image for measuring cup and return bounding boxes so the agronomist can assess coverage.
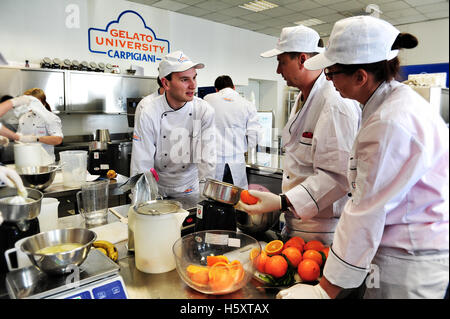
[59,150,87,188]
[76,179,109,227]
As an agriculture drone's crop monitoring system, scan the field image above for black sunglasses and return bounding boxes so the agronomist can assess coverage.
[324,68,348,80]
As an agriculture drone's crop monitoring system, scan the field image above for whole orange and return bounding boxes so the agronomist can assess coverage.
[297,259,320,282]
[302,249,323,267]
[254,251,269,273]
[304,240,325,252]
[281,247,303,268]
[264,255,288,278]
[284,237,305,253]
[240,190,259,205]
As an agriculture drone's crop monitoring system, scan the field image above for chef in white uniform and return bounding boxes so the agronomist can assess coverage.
[130,51,216,198]
[203,75,261,189]
[236,25,361,245]
[0,90,63,162]
[277,16,449,299]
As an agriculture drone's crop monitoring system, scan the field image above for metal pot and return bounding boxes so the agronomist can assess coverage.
[16,165,58,190]
[202,178,243,205]
[95,129,111,143]
[20,228,97,275]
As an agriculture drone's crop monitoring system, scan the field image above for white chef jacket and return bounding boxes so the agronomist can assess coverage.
[324,81,449,297]
[282,72,361,244]
[130,94,216,197]
[203,88,261,188]
[134,90,162,127]
[17,97,63,162]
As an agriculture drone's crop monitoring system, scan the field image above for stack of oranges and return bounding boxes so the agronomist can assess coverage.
[250,237,329,284]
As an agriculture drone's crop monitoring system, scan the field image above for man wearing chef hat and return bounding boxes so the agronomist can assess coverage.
[237,26,361,246]
[130,50,216,198]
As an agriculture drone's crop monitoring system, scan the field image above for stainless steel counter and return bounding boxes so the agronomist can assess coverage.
[56,204,277,299]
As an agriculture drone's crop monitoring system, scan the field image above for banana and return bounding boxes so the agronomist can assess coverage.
[96,247,108,256]
[93,240,118,262]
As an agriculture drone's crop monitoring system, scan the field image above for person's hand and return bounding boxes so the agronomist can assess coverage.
[0,166,26,191]
[276,283,331,299]
[234,189,281,215]
[0,136,9,147]
[19,135,38,143]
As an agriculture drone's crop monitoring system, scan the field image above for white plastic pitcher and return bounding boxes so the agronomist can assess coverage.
[59,150,87,188]
[4,237,33,271]
[134,206,188,274]
[38,197,60,232]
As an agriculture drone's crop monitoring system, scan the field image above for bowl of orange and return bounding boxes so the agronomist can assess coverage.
[172,230,261,295]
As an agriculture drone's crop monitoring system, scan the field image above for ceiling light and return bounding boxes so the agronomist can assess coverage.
[294,18,325,27]
[238,0,278,13]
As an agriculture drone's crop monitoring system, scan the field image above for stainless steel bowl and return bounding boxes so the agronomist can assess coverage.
[236,209,281,234]
[0,187,43,221]
[20,228,97,275]
[16,165,58,190]
[202,178,242,205]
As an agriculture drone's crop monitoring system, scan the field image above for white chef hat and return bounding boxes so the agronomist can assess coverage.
[261,25,324,58]
[158,50,205,79]
[305,16,400,70]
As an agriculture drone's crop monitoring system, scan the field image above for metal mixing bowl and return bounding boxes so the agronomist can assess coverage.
[0,187,43,221]
[202,178,242,205]
[20,228,97,275]
[16,165,58,190]
[236,209,281,234]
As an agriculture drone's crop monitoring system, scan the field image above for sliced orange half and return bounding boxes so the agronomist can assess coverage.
[186,264,209,287]
[208,261,233,292]
[264,240,284,256]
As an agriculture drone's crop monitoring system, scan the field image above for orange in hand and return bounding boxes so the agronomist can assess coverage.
[264,240,284,256]
[240,190,259,205]
[304,240,325,252]
[302,249,323,267]
[281,247,303,268]
[298,259,320,282]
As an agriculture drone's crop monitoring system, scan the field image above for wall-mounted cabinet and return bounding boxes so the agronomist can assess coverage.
[0,67,157,114]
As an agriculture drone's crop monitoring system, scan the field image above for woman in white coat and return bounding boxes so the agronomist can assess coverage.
[277,16,449,299]
[0,89,63,162]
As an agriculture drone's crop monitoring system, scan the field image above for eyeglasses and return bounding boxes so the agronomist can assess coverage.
[324,68,347,80]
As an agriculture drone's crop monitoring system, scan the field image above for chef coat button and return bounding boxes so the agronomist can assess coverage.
[165,153,167,156]
[163,136,166,138]
[189,113,192,116]
[164,114,167,116]
[182,166,185,169]
[348,193,352,197]
[286,176,289,179]
[164,165,167,168]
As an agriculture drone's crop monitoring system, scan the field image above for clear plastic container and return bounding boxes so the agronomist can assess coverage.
[59,150,87,188]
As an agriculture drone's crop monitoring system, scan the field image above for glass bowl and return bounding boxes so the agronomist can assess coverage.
[172,230,261,295]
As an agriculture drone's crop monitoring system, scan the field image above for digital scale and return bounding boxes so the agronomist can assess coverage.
[5,249,128,299]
